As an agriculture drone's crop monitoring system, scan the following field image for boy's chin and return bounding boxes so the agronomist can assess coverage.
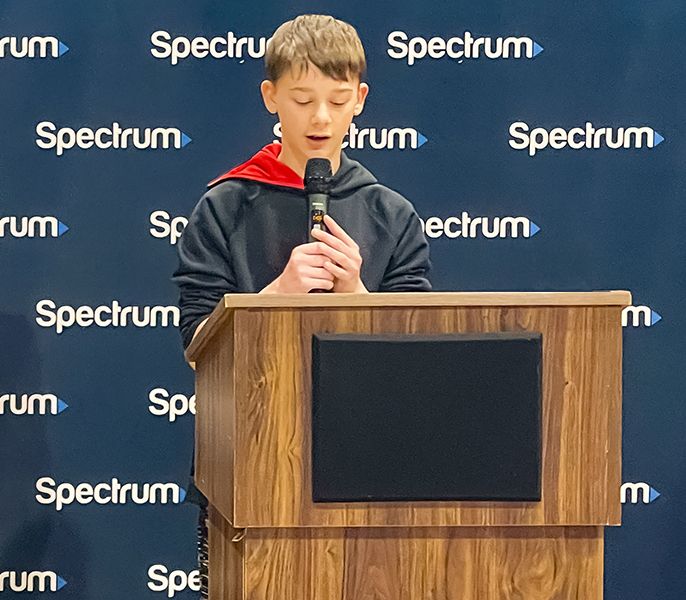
[281,137,343,161]
[300,142,341,158]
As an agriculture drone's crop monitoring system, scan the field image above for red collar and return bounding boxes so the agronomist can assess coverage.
[208,143,304,190]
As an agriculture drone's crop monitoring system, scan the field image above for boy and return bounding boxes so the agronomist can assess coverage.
[173,14,431,351]
[171,14,431,596]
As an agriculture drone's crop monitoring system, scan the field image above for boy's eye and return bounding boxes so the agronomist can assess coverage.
[293,100,346,106]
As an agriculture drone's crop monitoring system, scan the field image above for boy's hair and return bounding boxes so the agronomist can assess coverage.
[265,14,366,83]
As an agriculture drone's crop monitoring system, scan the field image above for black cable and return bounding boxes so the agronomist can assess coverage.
[197,505,209,599]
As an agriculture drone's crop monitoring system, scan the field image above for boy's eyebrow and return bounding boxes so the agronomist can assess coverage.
[290,86,354,93]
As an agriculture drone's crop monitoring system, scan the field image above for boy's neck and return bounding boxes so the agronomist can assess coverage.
[276,142,341,180]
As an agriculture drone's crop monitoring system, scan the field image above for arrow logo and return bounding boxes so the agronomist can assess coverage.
[57,221,69,236]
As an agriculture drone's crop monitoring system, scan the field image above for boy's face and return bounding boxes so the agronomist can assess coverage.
[260,63,369,172]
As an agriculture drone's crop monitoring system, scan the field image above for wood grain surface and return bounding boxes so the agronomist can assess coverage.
[195,301,621,600]
[196,321,235,523]
[186,291,631,362]
[207,305,623,528]
[208,505,243,600]
[210,521,603,600]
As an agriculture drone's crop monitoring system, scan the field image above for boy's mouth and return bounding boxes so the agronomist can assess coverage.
[306,135,331,141]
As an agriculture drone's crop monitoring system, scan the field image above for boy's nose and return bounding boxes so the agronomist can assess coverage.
[312,102,333,125]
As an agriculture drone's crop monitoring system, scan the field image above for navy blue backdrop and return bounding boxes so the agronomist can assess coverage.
[1,1,684,598]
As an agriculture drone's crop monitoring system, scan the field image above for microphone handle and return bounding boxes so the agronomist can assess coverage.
[307,192,329,293]
[308,192,329,242]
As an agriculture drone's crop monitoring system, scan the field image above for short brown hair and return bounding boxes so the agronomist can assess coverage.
[265,14,366,83]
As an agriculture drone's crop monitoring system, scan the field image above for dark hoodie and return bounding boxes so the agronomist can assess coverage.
[172,143,432,349]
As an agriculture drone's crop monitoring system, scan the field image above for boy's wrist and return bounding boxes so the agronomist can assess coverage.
[355,280,369,293]
[259,276,282,294]
[334,278,368,294]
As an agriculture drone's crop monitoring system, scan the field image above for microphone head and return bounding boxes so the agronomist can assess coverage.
[304,158,333,194]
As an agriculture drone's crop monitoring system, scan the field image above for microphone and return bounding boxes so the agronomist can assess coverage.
[305,158,333,241]
[304,158,333,293]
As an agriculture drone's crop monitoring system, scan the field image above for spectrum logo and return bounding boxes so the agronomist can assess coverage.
[621,482,661,504]
[0,393,68,416]
[148,565,200,598]
[150,211,188,245]
[35,477,186,511]
[622,305,662,327]
[0,216,69,238]
[151,30,270,65]
[0,36,69,59]
[35,122,192,156]
[35,300,180,334]
[387,31,543,65]
[509,122,665,156]
[0,571,67,593]
[420,213,540,239]
[273,122,428,150]
[149,388,196,423]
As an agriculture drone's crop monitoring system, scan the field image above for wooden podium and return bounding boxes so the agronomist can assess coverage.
[185,291,630,600]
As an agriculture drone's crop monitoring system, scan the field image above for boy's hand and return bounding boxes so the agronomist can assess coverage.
[259,215,366,294]
[311,215,367,293]
[261,241,335,293]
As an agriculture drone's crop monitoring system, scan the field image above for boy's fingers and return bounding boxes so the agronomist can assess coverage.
[323,261,347,278]
[299,241,331,255]
[303,266,334,280]
[313,244,348,268]
[307,277,335,290]
[298,242,347,267]
[311,228,349,254]
[322,215,356,247]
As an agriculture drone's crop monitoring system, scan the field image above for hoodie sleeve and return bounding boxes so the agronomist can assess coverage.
[172,190,239,349]
[379,207,432,292]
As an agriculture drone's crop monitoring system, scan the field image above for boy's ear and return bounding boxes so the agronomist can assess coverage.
[260,79,278,115]
[353,82,369,116]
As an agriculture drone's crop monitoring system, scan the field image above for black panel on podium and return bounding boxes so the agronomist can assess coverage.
[312,333,542,503]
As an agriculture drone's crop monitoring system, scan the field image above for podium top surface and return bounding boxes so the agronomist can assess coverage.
[217,290,630,309]
[186,291,631,361]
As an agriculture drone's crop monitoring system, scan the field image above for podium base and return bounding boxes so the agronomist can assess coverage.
[208,505,603,600]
